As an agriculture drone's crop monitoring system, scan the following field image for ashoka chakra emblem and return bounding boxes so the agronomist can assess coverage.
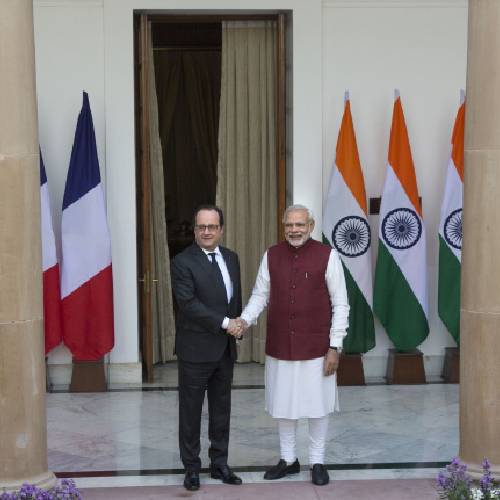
[381,208,422,250]
[332,216,371,257]
[444,208,462,250]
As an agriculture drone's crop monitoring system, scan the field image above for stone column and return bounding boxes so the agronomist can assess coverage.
[0,0,56,491]
[460,0,500,479]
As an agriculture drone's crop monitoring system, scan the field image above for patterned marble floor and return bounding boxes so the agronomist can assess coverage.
[47,363,458,482]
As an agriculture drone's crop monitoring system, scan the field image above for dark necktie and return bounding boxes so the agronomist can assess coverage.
[208,252,227,301]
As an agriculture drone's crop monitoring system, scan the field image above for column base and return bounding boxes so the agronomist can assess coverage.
[0,471,57,493]
[442,347,460,383]
[386,348,426,384]
[337,353,366,386]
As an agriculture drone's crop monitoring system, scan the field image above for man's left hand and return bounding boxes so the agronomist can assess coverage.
[324,349,340,376]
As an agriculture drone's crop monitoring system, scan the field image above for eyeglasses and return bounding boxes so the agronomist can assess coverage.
[195,224,220,232]
[284,222,308,229]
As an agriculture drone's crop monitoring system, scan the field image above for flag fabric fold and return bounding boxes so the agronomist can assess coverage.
[374,93,429,352]
[61,92,114,360]
[323,93,375,353]
[40,152,63,354]
[438,97,464,344]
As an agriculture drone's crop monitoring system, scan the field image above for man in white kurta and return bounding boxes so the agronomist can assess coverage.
[239,205,349,486]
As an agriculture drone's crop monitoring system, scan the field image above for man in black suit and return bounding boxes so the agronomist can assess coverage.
[171,205,243,491]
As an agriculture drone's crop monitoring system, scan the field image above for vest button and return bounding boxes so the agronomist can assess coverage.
[290,331,295,335]
[292,284,296,289]
[294,254,298,259]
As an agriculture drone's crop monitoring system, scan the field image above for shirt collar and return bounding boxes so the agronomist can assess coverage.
[200,246,221,257]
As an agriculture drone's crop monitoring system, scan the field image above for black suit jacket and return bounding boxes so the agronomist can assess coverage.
[171,244,242,362]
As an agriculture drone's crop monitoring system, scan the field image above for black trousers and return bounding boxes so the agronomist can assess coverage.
[178,347,234,472]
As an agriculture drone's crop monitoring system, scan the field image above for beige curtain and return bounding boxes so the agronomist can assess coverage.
[147,24,176,362]
[217,21,278,363]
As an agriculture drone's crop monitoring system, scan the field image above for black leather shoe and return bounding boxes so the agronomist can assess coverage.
[183,470,200,491]
[311,463,329,486]
[210,464,243,485]
[264,459,300,480]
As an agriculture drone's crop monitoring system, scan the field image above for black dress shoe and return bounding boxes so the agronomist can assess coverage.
[311,463,329,486]
[264,458,300,480]
[210,464,243,485]
[183,470,200,491]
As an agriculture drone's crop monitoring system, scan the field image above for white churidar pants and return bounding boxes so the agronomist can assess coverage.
[277,416,330,465]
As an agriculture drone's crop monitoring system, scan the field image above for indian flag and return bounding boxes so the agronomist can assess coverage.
[374,91,429,352]
[438,95,464,345]
[323,92,375,354]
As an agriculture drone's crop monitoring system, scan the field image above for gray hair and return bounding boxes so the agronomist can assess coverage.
[283,204,315,223]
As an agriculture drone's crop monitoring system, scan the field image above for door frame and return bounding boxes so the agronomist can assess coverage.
[134,11,289,382]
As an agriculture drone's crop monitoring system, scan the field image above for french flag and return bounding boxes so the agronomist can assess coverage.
[40,152,63,354]
[61,92,114,361]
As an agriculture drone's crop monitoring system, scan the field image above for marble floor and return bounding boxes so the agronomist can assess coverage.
[47,362,458,489]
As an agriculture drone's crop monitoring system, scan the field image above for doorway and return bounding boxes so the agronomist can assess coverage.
[152,21,221,258]
[134,13,289,382]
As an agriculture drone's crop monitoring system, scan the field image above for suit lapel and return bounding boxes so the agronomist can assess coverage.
[190,243,211,268]
[191,244,227,301]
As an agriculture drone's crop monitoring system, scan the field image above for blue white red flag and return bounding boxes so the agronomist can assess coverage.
[61,92,114,360]
[40,152,63,354]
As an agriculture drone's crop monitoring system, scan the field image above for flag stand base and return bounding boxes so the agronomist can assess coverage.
[442,347,460,383]
[337,353,365,386]
[386,349,426,384]
[70,358,107,392]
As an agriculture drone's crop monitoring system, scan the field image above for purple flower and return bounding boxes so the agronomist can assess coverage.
[437,457,475,497]
[437,471,448,488]
[438,457,499,499]
[479,460,495,496]
[0,480,80,500]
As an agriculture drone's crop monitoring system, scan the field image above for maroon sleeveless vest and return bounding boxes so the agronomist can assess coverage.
[266,238,332,360]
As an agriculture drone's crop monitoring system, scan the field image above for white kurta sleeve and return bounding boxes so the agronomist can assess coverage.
[326,249,350,348]
[240,252,270,325]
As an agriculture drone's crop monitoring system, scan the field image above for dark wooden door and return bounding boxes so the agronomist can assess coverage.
[135,13,154,383]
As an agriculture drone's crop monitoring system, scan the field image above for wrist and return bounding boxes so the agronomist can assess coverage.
[329,346,342,354]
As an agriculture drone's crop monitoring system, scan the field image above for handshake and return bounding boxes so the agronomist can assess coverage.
[227,317,249,339]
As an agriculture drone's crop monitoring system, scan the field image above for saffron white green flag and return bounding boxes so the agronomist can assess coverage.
[438,95,464,345]
[323,92,375,354]
[374,92,429,351]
